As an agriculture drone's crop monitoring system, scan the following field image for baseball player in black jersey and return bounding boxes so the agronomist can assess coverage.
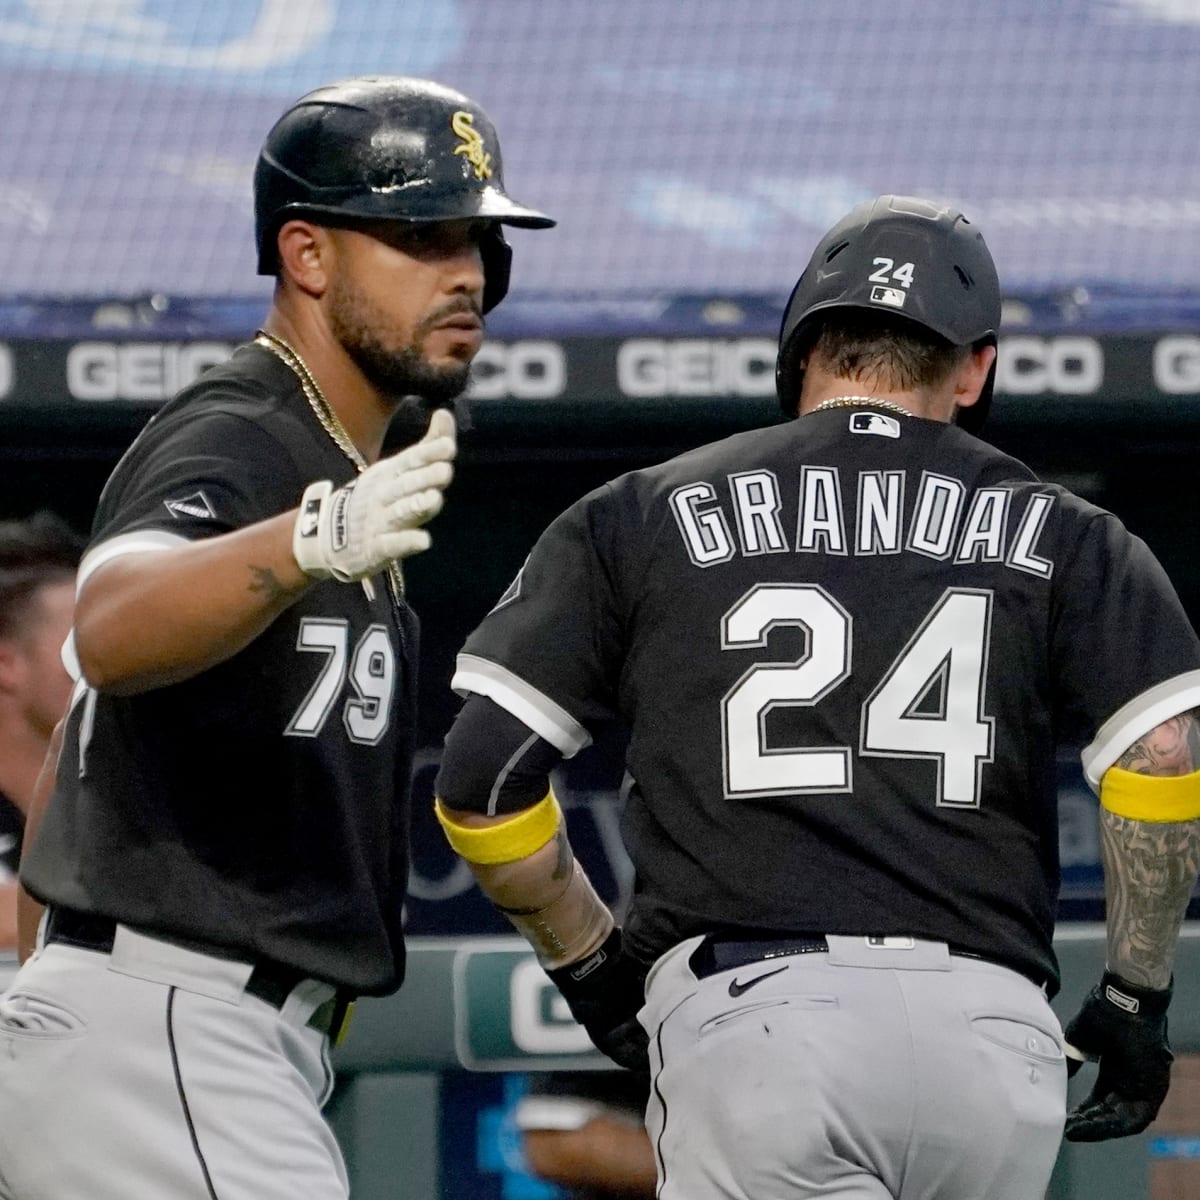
[435,196,1200,1199]
[0,77,553,1199]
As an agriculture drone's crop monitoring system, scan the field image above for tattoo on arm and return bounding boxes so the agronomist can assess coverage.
[1104,710,1200,989]
[1101,809,1200,989]
[552,827,573,882]
[248,564,290,604]
[1115,711,1200,775]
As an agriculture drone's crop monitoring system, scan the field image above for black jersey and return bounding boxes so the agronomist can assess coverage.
[455,407,1200,993]
[21,344,419,994]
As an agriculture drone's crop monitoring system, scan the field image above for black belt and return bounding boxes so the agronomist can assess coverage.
[689,933,1046,991]
[43,907,354,1040]
[689,934,831,979]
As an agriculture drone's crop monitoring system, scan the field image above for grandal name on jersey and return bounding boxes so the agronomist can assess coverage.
[670,466,1055,578]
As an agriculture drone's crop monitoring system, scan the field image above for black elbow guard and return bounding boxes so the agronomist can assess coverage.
[436,694,564,815]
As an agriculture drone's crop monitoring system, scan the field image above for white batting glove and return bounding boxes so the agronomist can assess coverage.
[292,408,457,582]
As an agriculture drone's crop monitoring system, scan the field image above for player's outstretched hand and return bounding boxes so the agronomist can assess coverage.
[293,408,457,581]
[547,927,649,1073]
[1063,971,1173,1142]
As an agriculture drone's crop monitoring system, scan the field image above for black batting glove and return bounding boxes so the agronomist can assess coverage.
[1063,971,1173,1142]
[547,928,650,1073]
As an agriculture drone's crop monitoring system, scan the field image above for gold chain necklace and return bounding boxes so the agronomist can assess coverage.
[254,329,405,602]
[811,395,913,419]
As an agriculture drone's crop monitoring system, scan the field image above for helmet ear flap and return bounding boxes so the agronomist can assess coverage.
[480,226,512,314]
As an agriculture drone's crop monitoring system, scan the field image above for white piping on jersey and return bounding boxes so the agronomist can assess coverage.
[1081,668,1200,790]
[488,731,543,818]
[67,532,191,682]
[60,631,83,682]
[452,654,592,759]
[77,529,191,591]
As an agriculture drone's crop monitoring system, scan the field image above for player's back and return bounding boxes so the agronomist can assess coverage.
[595,406,1115,989]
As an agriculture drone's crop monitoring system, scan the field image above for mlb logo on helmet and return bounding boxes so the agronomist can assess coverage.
[870,285,906,309]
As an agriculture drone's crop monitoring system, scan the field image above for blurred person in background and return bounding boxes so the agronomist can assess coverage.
[516,1070,657,1200]
[0,512,82,951]
[0,76,553,1200]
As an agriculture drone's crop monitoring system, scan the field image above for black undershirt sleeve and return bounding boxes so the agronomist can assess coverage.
[436,695,564,816]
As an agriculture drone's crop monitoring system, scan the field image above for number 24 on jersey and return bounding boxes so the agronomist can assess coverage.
[722,584,992,808]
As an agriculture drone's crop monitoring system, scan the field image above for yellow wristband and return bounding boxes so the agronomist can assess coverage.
[434,791,562,864]
[1100,766,1200,822]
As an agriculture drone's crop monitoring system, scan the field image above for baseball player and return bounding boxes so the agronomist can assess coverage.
[0,77,553,1199]
[435,196,1200,1198]
[0,513,83,950]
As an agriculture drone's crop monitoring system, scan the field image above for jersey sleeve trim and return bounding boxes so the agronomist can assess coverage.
[452,654,592,758]
[1081,668,1200,791]
[78,530,191,589]
[61,632,82,682]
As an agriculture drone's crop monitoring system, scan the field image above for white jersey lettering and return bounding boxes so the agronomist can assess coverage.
[670,468,1057,578]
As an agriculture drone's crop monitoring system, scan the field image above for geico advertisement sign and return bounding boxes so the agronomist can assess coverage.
[10,332,1200,406]
[67,342,236,401]
[64,340,566,404]
[997,335,1200,396]
[995,337,1103,395]
[617,338,776,397]
[1153,335,1200,394]
[466,341,566,400]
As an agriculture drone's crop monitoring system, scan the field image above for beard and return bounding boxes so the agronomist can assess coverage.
[328,276,476,412]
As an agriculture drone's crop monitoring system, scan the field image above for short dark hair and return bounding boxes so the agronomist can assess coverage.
[804,310,970,394]
[0,512,85,639]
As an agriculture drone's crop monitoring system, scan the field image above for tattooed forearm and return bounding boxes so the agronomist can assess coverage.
[247,564,292,604]
[1100,806,1200,989]
[1115,711,1200,775]
[552,826,574,881]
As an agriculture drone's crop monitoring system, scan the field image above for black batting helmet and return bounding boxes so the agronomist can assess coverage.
[776,195,1001,433]
[254,76,555,312]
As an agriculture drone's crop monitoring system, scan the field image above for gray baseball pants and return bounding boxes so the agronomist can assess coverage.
[640,934,1067,1200]
[0,925,349,1199]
